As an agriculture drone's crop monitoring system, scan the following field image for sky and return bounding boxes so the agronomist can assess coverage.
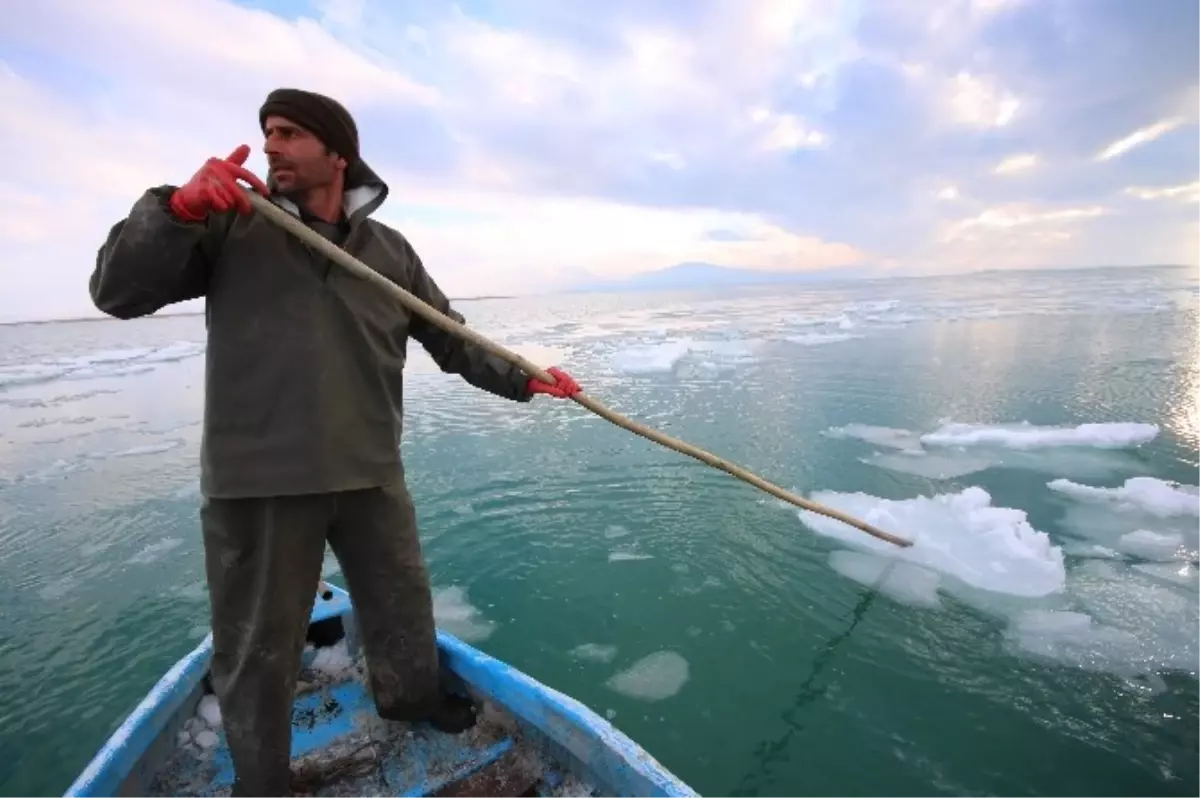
[0,0,1196,322]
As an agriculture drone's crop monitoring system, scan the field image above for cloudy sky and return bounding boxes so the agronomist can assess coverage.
[1,0,1196,322]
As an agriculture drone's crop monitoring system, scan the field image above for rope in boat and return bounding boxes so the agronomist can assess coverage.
[246,191,912,549]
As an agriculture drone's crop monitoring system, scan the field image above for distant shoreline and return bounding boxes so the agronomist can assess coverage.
[0,296,518,327]
[2,263,1190,327]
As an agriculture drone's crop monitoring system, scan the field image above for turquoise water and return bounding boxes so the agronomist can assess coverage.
[0,265,1197,796]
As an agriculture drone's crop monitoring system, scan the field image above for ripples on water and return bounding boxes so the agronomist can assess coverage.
[0,266,1197,796]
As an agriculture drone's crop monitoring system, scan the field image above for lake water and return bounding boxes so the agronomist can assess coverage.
[0,265,1197,796]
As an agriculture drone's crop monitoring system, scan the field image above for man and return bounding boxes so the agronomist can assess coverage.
[90,87,582,795]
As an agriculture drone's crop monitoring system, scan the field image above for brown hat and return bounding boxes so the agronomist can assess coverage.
[259,88,359,164]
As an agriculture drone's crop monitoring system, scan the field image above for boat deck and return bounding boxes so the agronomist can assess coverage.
[148,597,596,797]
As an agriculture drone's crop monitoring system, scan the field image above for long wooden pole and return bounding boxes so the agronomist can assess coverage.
[247,192,911,548]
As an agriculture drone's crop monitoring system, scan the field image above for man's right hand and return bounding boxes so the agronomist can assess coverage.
[168,145,270,222]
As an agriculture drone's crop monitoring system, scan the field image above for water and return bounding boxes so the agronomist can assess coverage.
[1,265,1197,796]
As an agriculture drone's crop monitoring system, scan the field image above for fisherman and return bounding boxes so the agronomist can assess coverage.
[89,87,583,796]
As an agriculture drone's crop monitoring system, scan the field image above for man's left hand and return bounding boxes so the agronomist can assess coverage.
[528,366,582,399]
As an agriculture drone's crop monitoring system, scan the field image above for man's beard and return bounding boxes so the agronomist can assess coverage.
[267,171,305,199]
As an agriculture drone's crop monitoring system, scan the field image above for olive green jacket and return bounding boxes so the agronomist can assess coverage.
[90,162,531,498]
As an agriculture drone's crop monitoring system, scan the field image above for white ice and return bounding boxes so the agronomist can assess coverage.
[178,693,224,751]
[605,651,690,701]
[1048,477,1200,518]
[1049,477,1199,558]
[824,424,923,451]
[569,643,619,663]
[0,341,206,389]
[1132,562,1198,590]
[1001,558,1199,679]
[128,538,185,565]
[610,338,756,375]
[311,641,356,678]
[828,551,942,608]
[197,694,221,728]
[797,487,1066,598]
[1117,530,1187,561]
[1004,609,1147,675]
[603,525,631,539]
[785,332,864,346]
[433,585,496,642]
[609,550,654,562]
[862,451,997,480]
[921,421,1159,450]
[828,421,1154,481]
[194,730,219,750]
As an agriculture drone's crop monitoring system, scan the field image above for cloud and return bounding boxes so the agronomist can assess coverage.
[1096,118,1186,162]
[0,0,1196,321]
[994,153,1040,175]
[1124,181,1200,202]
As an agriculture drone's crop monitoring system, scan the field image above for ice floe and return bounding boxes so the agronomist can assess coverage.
[432,585,496,642]
[605,651,690,701]
[830,420,1159,480]
[797,486,1066,598]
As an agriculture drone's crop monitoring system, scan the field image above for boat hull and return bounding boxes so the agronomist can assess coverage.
[65,584,697,797]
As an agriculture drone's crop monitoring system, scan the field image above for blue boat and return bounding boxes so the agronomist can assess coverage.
[65,583,697,797]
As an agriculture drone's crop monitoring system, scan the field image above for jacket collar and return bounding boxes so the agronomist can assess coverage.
[269,158,388,228]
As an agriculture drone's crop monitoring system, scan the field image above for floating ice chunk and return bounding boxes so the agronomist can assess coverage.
[1048,477,1200,518]
[604,525,631,539]
[1117,530,1186,561]
[785,333,863,346]
[433,586,495,642]
[844,423,1147,481]
[1005,610,1148,675]
[610,338,755,375]
[863,451,996,479]
[824,424,924,451]
[137,340,206,364]
[611,341,695,374]
[828,551,942,608]
[1060,541,1123,560]
[128,538,184,565]
[1068,560,1199,674]
[797,487,1065,598]
[921,421,1159,450]
[1133,562,1198,589]
[569,643,618,664]
[605,652,689,701]
[609,552,657,564]
[176,730,191,749]
[197,694,221,728]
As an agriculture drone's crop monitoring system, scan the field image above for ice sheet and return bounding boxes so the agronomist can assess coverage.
[797,486,1065,598]
[921,421,1159,450]
[828,550,943,608]
[605,651,690,701]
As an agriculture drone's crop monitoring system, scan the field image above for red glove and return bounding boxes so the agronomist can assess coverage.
[528,367,581,399]
[169,144,270,222]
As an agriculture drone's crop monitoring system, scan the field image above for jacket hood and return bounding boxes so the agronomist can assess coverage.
[269,157,388,224]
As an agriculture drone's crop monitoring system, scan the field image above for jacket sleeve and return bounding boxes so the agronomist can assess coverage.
[90,186,229,319]
[402,241,533,403]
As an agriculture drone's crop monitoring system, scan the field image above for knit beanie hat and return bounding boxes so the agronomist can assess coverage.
[259,88,360,165]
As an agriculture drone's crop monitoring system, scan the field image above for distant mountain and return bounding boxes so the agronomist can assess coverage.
[567,262,873,293]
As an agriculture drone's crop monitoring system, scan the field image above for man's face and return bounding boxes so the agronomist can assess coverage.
[262,115,345,196]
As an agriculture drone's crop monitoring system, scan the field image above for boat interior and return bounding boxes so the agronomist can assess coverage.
[132,590,604,797]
